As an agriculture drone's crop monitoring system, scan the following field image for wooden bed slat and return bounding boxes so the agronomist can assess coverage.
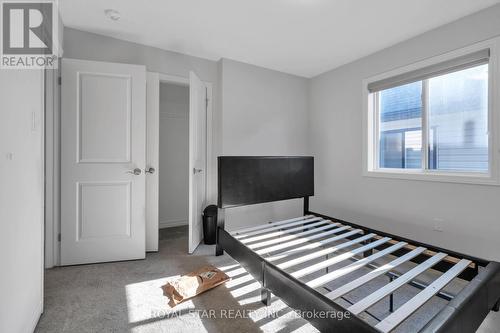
[248,223,340,249]
[375,259,471,333]
[348,252,448,315]
[231,215,313,235]
[256,226,350,255]
[325,247,427,301]
[291,237,392,279]
[241,220,330,244]
[276,233,376,269]
[234,217,322,239]
[307,242,408,288]
[266,230,369,262]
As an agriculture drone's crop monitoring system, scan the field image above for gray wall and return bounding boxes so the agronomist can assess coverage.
[159,83,189,228]
[219,58,310,230]
[220,58,309,155]
[308,5,500,260]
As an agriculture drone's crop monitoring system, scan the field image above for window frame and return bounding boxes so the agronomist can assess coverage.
[363,38,500,185]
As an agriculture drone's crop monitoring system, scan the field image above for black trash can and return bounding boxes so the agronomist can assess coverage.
[203,205,218,245]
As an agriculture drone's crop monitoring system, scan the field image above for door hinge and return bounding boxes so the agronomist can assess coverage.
[58,76,61,85]
[58,233,61,242]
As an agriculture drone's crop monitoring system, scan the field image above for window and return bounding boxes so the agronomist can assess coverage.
[364,44,499,184]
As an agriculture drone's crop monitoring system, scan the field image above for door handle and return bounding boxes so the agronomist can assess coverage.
[145,167,155,174]
[128,168,142,175]
[193,168,203,174]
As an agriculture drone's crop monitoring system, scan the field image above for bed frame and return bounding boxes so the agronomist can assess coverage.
[215,156,500,332]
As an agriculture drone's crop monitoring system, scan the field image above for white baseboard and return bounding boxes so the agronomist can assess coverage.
[26,301,42,333]
[159,219,188,229]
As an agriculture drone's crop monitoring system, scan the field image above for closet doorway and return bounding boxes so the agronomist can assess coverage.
[159,82,190,230]
[146,72,213,254]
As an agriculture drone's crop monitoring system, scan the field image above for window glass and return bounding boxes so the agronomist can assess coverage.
[428,64,489,172]
[379,82,422,169]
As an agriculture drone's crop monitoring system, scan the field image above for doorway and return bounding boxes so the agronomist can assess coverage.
[146,72,213,255]
[56,59,213,266]
[158,82,190,230]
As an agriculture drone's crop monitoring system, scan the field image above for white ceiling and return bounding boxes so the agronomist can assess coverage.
[59,0,500,78]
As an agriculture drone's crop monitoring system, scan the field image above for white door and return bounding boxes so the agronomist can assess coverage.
[188,71,207,253]
[61,58,147,265]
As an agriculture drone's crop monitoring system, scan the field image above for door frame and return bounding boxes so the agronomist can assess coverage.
[44,66,61,268]
[152,73,215,246]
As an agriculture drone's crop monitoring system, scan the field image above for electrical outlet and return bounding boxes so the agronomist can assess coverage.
[432,225,444,232]
[32,111,37,131]
[432,217,444,232]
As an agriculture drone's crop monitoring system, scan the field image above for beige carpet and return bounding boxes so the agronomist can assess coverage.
[36,225,500,333]
[36,226,315,333]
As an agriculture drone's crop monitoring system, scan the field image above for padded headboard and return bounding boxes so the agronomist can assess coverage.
[217,156,314,209]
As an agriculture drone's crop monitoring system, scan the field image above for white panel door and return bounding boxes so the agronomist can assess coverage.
[188,71,207,253]
[61,58,146,265]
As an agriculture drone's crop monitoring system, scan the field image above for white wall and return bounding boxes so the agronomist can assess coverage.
[219,58,310,230]
[0,70,44,332]
[308,4,500,260]
[159,83,189,228]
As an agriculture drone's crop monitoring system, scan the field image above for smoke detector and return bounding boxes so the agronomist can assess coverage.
[104,9,121,21]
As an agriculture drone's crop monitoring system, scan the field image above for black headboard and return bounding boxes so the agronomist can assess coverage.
[217,156,314,209]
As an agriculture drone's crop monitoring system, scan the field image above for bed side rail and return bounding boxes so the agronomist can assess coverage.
[217,227,264,283]
[420,261,500,333]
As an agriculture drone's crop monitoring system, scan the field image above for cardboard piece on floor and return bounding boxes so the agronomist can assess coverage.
[162,265,230,307]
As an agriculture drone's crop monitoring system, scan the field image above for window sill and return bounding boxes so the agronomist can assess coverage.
[363,169,499,186]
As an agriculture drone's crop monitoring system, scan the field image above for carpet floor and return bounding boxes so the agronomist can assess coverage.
[36,225,500,333]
